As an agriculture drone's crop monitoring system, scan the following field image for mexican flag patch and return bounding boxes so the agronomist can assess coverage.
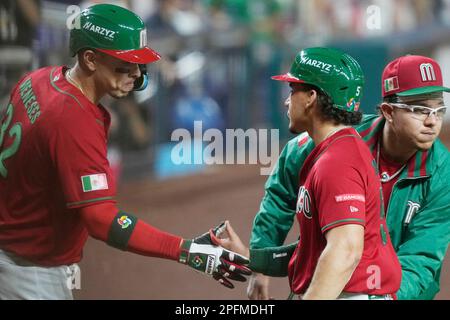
[384,76,399,93]
[81,174,108,192]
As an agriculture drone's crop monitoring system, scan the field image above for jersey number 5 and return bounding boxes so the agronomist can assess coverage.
[0,103,22,178]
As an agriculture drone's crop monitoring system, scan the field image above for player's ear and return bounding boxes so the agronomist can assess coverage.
[380,102,394,123]
[305,89,318,110]
[78,49,98,72]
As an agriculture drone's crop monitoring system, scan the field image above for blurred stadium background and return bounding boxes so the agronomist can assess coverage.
[1,0,449,299]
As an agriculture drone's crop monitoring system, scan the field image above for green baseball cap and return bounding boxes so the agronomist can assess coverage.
[69,4,160,64]
[272,47,365,112]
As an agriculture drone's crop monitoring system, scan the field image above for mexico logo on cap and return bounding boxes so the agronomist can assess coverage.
[420,63,436,82]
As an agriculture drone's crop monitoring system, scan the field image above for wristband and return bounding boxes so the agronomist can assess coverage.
[249,242,298,277]
[107,211,138,250]
[178,239,191,264]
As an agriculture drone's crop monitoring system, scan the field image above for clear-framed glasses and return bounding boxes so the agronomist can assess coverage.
[389,103,448,120]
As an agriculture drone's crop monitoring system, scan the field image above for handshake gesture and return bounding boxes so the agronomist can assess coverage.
[179,222,251,289]
[180,221,296,293]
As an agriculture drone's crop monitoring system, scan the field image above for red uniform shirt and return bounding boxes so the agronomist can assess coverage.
[0,66,116,266]
[288,128,401,295]
[377,146,403,213]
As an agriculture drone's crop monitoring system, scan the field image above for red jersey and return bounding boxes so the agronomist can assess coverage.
[376,143,404,213]
[0,66,116,266]
[288,128,401,295]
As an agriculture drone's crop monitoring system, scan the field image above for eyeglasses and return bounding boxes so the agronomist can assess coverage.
[389,103,448,120]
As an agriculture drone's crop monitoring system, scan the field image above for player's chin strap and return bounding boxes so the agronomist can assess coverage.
[133,64,149,91]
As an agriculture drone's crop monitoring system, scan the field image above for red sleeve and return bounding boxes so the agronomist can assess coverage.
[80,203,182,261]
[312,161,367,234]
[48,105,116,209]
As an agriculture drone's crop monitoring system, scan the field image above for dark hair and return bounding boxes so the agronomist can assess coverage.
[375,94,397,114]
[298,83,362,125]
[383,94,400,103]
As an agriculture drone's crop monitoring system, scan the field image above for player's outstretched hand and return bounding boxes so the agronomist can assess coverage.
[211,220,250,258]
[179,223,252,289]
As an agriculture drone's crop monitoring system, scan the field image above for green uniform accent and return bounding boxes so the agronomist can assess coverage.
[249,241,298,277]
[66,196,115,208]
[250,114,450,300]
[49,68,84,109]
[178,239,191,265]
[321,218,365,232]
[0,104,23,178]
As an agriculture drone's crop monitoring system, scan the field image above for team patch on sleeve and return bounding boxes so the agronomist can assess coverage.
[107,211,137,250]
[117,215,133,229]
[335,194,365,203]
[81,173,108,192]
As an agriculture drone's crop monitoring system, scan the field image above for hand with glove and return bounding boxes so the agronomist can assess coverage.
[179,223,252,289]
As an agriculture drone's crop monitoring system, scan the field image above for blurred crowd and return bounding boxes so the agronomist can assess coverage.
[1,0,450,181]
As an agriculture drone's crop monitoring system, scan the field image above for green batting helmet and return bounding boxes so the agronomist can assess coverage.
[272,47,364,112]
[69,4,160,64]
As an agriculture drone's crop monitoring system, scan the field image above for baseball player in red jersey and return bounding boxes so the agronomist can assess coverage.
[215,47,402,299]
[0,4,251,300]
[289,128,401,299]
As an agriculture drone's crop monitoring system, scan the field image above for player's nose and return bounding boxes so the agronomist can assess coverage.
[424,112,438,127]
[130,64,141,79]
[284,96,291,108]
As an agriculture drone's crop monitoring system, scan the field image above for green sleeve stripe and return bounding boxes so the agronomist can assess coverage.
[49,68,84,109]
[321,218,365,232]
[66,196,115,208]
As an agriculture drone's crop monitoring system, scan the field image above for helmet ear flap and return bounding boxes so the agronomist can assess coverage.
[133,64,149,91]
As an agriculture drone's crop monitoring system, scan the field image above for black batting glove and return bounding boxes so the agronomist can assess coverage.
[179,223,252,289]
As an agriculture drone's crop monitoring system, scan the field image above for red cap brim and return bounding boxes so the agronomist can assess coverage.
[271,73,305,83]
[97,47,161,64]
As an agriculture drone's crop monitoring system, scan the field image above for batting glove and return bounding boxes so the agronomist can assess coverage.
[179,223,252,289]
